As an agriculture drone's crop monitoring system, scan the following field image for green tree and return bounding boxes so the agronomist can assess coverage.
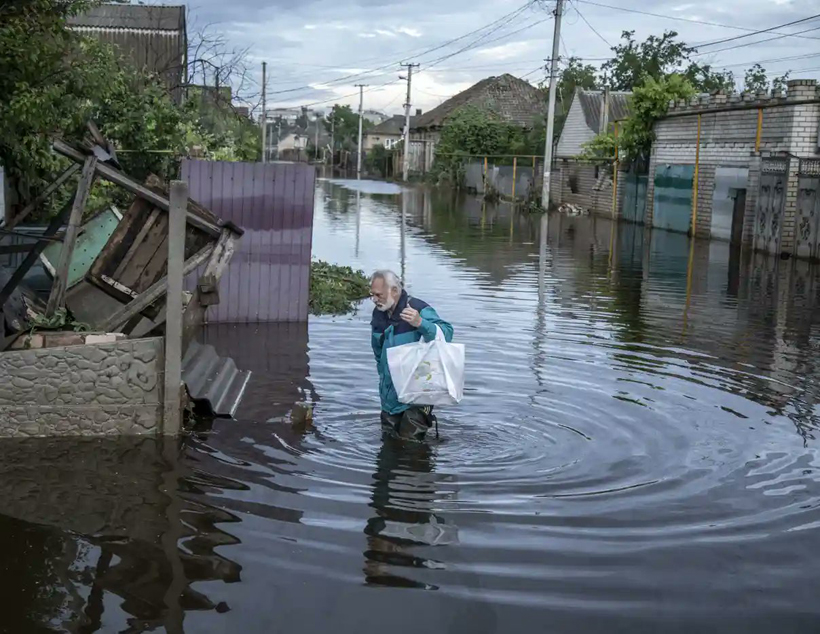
[431,106,542,182]
[324,104,372,151]
[772,71,791,94]
[744,64,769,93]
[583,74,695,163]
[601,30,734,92]
[602,30,693,91]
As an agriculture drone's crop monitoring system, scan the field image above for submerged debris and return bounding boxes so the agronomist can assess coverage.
[309,260,370,315]
[558,203,589,216]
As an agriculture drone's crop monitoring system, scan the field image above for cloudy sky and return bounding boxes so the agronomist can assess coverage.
[172,0,820,116]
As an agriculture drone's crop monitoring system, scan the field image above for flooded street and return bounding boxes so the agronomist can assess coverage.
[3,178,820,633]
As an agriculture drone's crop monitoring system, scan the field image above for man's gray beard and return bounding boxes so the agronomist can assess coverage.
[375,298,395,312]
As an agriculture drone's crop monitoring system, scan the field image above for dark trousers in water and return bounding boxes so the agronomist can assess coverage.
[381,406,435,440]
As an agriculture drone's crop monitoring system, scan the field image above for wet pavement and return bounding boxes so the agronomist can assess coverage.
[2,179,820,633]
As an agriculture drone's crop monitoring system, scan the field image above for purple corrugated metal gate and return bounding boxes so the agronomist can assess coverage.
[182,160,315,323]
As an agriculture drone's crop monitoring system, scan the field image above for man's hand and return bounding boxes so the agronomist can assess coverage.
[400,306,422,328]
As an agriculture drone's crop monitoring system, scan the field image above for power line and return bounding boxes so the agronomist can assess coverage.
[571,0,612,47]
[264,0,538,98]
[695,13,820,48]
[693,24,820,57]
[716,51,820,70]
[574,0,820,42]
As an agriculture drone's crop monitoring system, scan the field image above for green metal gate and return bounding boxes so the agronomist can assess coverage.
[653,164,694,234]
[622,172,648,224]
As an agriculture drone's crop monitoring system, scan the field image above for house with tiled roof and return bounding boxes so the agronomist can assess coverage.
[364,114,418,151]
[551,88,633,215]
[556,88,632,158]
[68,4,187,103]
[408,74,545,174]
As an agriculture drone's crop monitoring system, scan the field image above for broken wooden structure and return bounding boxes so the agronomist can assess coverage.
[0,125,249,436]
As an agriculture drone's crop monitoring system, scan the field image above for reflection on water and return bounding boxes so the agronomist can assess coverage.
[4,180,820,633]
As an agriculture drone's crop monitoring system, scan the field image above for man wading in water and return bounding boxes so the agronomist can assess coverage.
[370,270,454,441]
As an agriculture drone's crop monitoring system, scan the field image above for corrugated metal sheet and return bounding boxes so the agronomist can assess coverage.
[181,160,316,323]
[182,340,251,418]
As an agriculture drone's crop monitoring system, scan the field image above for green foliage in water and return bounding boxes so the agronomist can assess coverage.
[309,260,370,315]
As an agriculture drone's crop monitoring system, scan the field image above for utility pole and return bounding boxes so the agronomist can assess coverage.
[330,114,336,169]
[356,84,367,179]
[541,0,564,208]
[400,63,419,182]
[261,61,267,163]
[314,113,320,163]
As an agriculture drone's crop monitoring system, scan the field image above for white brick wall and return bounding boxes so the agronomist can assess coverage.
[645,81,820,249]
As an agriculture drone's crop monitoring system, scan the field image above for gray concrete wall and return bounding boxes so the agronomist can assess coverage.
[0,338,164,437]
[646,79,820,250]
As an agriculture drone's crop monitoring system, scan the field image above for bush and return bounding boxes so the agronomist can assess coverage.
[309,260,370,315]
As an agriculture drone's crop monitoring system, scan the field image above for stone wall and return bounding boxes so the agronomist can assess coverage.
[0,338,164,437]
[645,79,820,250]
[552,160,629,217]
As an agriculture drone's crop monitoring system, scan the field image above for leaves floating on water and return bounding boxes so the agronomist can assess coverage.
[309,260,370,315]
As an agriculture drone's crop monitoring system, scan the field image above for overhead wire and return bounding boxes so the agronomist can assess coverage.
[570,0,612,48]
[693,23,820,57]
[265,0,538,97]
[693,13,820,49]
[574,0,820,42]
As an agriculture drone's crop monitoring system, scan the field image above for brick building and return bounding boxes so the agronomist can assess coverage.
[644,79,820,256]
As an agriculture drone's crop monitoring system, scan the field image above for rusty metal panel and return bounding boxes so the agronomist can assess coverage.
[753,158,788,254]
[181,160,315,323]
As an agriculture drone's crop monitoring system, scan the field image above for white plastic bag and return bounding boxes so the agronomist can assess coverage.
[386,326,465,406]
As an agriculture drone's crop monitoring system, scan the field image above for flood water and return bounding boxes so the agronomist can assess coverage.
[3,179,820,633]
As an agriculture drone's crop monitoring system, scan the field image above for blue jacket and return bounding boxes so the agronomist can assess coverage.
[371,291,454,415]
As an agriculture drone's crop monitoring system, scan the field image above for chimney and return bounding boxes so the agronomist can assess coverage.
[600,86,610,134]
[416,108,422,116]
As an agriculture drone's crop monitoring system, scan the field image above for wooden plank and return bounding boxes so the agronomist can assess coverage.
[182,228,238,349]
[89,196,153,281]
[96,244,214,333]
[119,216,168,289]
[45,156,97,317]
[0,194,75,311]
[132,233,168,291]
[4,164,80,231]
[53,140,221,238]
[0,243,41,255]
[112,206,162,279]
[164,180,187,436]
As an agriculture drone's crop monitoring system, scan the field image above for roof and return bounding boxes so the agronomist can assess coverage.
[367,115,416,136]
[412,74,545,130]
[67,4,185,31]
[576,89,632,133]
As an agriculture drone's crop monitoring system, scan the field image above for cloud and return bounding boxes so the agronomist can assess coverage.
[397,26,422,38]
[375,29,397,37]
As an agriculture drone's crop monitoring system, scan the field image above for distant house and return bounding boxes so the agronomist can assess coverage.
[266,108,302,124]
[67,3,187,103]
[364,115,416,151]
[556,88,632,158]
[551,88,632,215]
[409,74,545,173]
[363,110,389,125]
